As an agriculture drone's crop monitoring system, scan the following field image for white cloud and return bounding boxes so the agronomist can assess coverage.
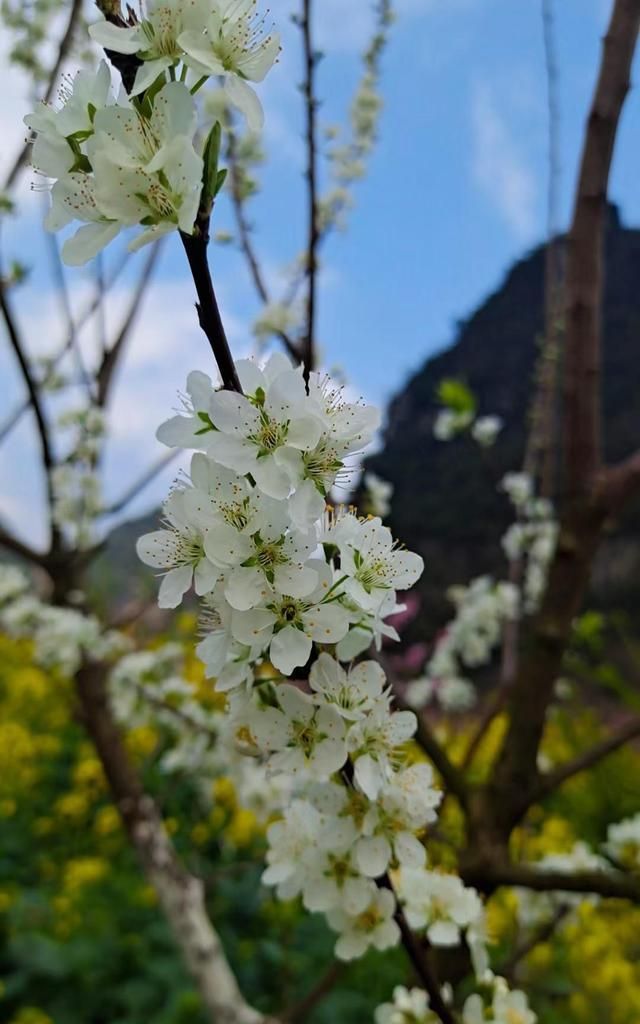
[471,81,537,241]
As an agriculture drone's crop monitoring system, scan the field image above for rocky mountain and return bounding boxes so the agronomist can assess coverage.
[364,204,640,629]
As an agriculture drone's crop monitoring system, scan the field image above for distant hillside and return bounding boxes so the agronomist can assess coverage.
[364,204,640,628]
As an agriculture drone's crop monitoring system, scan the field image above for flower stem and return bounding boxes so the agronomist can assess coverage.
[190,75,208,95]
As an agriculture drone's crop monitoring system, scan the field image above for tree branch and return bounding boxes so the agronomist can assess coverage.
[300,0,320,379]
[484,0,640,838]
[0,524,46,566]
[380,874,455,1024]
[390,687,469,810]
[469,860,640,903]
[4,0,84,191]
[281,961,345,1023]
[563,0,640,497]
[75,659,269,1024]
[1,279,61,549]
[96,241,163,407]
[180,229,243,393]
[599,448,640,511]
[500,906,569,982]
[531,716,640,803]
[104,449,180,516]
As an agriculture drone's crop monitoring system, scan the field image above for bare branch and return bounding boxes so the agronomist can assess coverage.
[0,524,46,566]
[599,449,640,511]
[0,250,133,449]
[96,241,164,406]
[485,0,640,837]
[282,962,345,1023]
[105,449,180,516]
[389,681,469,810]
[469,860,640,903]
[4,0,84,191]
[500,907,569,982]
[531,716,640,802]
[75,659,270,1024]
[1,279,61,549]
[180,228,243,393]
[300,0,320,379]
[380,874,455,1024]
[564,0,640,497]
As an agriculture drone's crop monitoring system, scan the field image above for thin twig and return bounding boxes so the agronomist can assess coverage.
[380,874,455,1024]
[226,130,301,363]
[1,280,60,549]
[468,861,640,902]
[0,249,133,448]
[0,524,45,565]
[96,241,164,406]
[4,0,84,191]
[390,683,469,810]
[44,224,94,397]
[531,716,640,803]
[300,0,320,379]
[105,449,180,516]
[180,228,243,392]
[500,907,569,982]
[281,961,345,1023]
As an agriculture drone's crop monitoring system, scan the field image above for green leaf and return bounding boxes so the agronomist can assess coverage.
[214,168,228,197]
[436,376,477,414]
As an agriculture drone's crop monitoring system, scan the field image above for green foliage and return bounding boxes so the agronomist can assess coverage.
[435,377,477,415]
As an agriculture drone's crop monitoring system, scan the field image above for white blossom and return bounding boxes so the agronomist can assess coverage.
[327,887,400,961]
[397,868,483,947]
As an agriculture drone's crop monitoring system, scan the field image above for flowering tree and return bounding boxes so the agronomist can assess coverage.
[2,1,640,1022]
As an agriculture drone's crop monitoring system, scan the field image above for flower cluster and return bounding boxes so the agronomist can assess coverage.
[434,410,503,447]
[513,841,608,929]
[26,1,280,265]
[261,753,442,960]
[406,576,518,713]
[375,986,443,1024]
[0,572,128,676]
[501,473,557,613]
[462,976,537,1024]
[52,404,105,549]
[136,354,442,960]
[138,354,421,682]
[607,813,640,870]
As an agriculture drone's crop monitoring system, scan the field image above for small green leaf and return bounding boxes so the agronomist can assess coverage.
[214,167,228,197]
[436,377,477,414]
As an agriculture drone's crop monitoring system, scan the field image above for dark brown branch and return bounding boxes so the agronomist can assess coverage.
[1,280,61,549]
[96,241,163,406]
[390,686,469,810]
[531,716,640,803]
[0,524,45,565]
[469,861,640,903]
[380,875,455,1024]
[45,226,94,398]
[599,449,640,511]
[0,251,133,449]
[484,0,640,838]
[281,961,345,1023]
[226,134,301,364]
[564,0,640,497]
[4,0,84,191]
[500,907,569,981]
[75,660,267,1024]
[300,0,320,379]
[180,228,243,392]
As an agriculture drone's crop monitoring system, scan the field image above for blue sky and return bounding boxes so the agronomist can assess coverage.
[1,0,638,545]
